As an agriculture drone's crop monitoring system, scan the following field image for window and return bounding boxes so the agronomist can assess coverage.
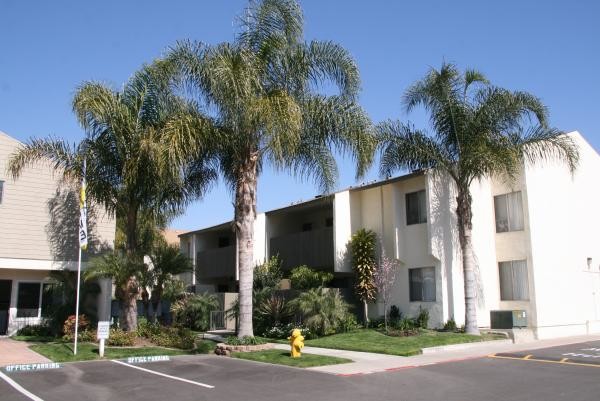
[0,180,4,204]
[409,267,436,302]
[406,190,427,225]
[16,283,41,318]
[494,191,524,232]
[499,260,529,301]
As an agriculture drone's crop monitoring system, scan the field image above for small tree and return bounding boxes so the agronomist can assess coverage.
[374,245,399,333]
[349,229,377,326]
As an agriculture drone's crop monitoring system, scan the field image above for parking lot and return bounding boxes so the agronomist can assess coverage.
[1,341,600,401]
[492,339,600,366]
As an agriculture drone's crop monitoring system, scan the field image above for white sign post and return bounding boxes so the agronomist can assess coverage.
[97,321,110,358]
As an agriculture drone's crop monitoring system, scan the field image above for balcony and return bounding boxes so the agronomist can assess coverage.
[196,246,236,279]
[269,227,334,271]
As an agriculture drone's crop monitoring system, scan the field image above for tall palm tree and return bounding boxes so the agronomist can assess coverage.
[8,63,217,331]
[165,0,375,337]
[377,63,578,334]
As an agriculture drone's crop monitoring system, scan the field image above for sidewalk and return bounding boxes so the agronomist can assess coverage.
[0,337,51,367]
[273,334,600,375]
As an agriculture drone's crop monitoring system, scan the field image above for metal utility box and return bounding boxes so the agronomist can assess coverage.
[490,310,528,329]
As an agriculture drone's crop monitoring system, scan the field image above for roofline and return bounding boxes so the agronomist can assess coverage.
[179,221,232,238]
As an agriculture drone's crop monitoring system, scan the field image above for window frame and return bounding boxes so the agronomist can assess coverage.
[409,266,436,302]
[494,191,524,233]
[405,190,427,226]
[498,260,530,301]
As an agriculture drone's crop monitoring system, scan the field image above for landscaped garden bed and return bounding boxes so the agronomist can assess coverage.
[267,328,506,356]
[231,349,352,368]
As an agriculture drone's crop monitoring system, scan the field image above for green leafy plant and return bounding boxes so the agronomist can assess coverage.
[290,288,353,336]
[254,256,284,291]
[289,265,333,290]
[226,336,266,346]
[16,325,53,338]
[415,308,430,329]
[171,293,220,331]
[349,229,377,326]
[106,328,137,346]
[256,294,293,332]
[443,318,458,332]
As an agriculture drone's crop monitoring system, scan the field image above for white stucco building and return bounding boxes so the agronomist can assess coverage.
[180,131,600,339]
[0,131,116,335]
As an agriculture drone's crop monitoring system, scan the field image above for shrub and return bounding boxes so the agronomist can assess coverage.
[443,318,458,332]
[256,294,292,333]
[149,326,196,349]
[226,336,266,346]
[289,265,334,290]
[254,256,284,290]
[171,293,219,331]
[389,305,401,321]
[338,314,360,333]
[16,324,53,338]
[62,315,90,341]
[290,288,352,336]
[261,323,312,340]
[415,308,430,329]
[106,328,137,346]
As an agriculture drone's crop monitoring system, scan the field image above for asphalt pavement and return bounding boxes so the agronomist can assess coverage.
[1,341,599,401]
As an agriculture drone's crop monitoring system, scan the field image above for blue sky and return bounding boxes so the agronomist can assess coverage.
[1,0,598,230]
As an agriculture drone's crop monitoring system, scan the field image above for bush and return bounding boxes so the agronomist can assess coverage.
[171,293,220,331]
[415,308,430,329]
[255,294,292,333]
[389,305,401,321]
[254,256,284,290]
[443,318,458,332]
[261,323,312,340]
[226,336,266,346]
[106,328,137,346]
[289,265,334,290]
[62,315,90,341]
[290,288,352,336]
[149,326,196,349]
[337,314,360,333]
[16,324,54,338]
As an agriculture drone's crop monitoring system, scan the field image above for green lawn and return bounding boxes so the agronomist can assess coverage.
[267,329,505,356]
[231,349,352,368]
[30,341,215,363]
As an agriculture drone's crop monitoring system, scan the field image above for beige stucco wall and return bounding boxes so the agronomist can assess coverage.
[0,131,115,266]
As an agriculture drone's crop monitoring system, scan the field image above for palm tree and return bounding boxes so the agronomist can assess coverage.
[377,63,579,334]
[147,243,193,322]
[8,63,217,331]
[166,0,375,337]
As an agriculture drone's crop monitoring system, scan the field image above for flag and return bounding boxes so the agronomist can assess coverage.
[79,159,88,250]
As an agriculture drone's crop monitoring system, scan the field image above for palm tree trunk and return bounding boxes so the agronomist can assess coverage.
[121,208,139,332]
[456,189,479,335]
[234,153,258,338]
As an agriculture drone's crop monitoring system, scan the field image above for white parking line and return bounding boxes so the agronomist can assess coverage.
[111,360,214,389]
[0,370,44,401]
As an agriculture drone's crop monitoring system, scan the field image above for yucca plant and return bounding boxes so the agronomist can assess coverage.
[349,228,377,326]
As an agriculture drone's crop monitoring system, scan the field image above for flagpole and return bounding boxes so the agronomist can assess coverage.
[74,245,82,355]
[74,158,87,355]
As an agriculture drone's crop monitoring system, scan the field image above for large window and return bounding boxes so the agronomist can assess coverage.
[499,260,529,301]
[406,190,427,225]
[494,191,524,233]
[16,282,41,318]
[409,267,436,302]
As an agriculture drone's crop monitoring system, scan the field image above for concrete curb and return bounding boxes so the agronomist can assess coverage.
[422,339,513,354]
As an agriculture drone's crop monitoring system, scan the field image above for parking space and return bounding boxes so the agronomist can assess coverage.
[1,342,600,401]
[491,339,600,367]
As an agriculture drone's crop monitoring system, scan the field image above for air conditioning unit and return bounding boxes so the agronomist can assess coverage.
[490,310,528,329]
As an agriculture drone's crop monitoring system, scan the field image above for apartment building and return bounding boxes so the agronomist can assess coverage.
[180,131,600,339]
[0,131,116,335]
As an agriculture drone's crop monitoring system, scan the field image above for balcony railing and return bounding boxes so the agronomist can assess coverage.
[269,227,334,270]
[196,246,236,279]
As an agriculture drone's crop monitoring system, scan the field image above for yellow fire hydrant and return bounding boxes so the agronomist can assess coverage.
[288,328,304,358]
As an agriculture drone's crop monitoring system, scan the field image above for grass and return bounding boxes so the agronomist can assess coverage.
[266,329,505,356]
[231,349,352,368]
[29,340,216,363]
[12,335,56,343]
